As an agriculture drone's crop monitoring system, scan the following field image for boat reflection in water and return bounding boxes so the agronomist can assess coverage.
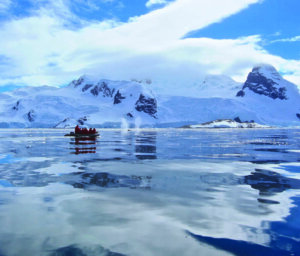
[70,136,97,154]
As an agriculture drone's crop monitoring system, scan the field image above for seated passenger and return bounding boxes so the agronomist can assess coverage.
[75,125,80,134]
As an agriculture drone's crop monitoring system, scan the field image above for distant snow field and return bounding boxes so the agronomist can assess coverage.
[187,119,270,129]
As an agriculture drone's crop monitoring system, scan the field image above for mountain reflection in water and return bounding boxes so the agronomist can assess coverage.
[48,244,126,256]
[66,172,152,190]
[0,128,299,256]
[135,132,157,160]
[244,169,300,196]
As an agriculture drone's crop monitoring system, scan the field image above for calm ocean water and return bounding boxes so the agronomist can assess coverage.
[0,128,299,256]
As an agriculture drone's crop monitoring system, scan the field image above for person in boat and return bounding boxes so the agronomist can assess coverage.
[89,128,96,134]
[75,125,97,135]
[75,125,81,134]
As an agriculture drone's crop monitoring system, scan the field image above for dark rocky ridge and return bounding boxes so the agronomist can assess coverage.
[71,77,85,88]
[53,118,69,128]
[77,116,87,125]
[71,77,115,98]
[236,66,287,100]
[113,90,126,104]
[82,84,93,92]
[135,94,157,118]
[27,110,35,122]
[90,81,115,97]
[12,100,20,111]
[70,76,158,119]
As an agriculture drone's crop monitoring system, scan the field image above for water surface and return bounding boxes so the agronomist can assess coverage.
[0,128,299,256]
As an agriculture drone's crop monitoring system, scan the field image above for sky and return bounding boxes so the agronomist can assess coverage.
[0,0,300,92]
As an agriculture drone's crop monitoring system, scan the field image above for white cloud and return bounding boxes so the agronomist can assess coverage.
[122,0,260,47]
[272,35,300,43]
[146,0,169,8]
[0,0,300,92]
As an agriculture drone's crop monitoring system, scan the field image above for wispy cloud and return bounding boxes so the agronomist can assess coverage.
[68,0,119,12]
[146,0,169,8]
[272,35,300,43]
[0,0,11,12]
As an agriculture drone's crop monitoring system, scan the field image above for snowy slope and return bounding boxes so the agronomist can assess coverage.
[137,74,241,99]
[198,75,242,98]
[0,64,299,128]
[156,95,259,127]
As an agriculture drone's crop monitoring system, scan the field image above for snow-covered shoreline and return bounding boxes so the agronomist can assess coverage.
[182,119,271,129]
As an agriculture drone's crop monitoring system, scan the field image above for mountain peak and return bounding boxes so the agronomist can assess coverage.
[67,76,158,119]
[68,75,97,88]
[252,64,281,81]
[236,64,288,100]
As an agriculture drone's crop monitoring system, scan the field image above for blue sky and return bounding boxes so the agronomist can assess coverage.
[0,0,150,23]
[185,0,300,60]
[0,0,300,92]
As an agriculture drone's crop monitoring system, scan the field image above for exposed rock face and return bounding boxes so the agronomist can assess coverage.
[233,117,242,123]
[135,94,157,118]
[77,116,87,125]
[127,112,133,118]
[82,84,93,92]
[67,76,158,120]
[53,118,70,128]
[236,90,245,97]
[70,77,85,88]
[90,82,115,97]
[113,90,126,104]
[27,110,36,122]
[71,77,115,97]
[12,100,20,111]
[236,65,288,100]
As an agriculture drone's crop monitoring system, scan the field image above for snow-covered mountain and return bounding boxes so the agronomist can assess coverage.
[236,64,298,100]
[153,65,300,127]
[0,77,157,128]
[235,64,300,125]
[0,64,299,128]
